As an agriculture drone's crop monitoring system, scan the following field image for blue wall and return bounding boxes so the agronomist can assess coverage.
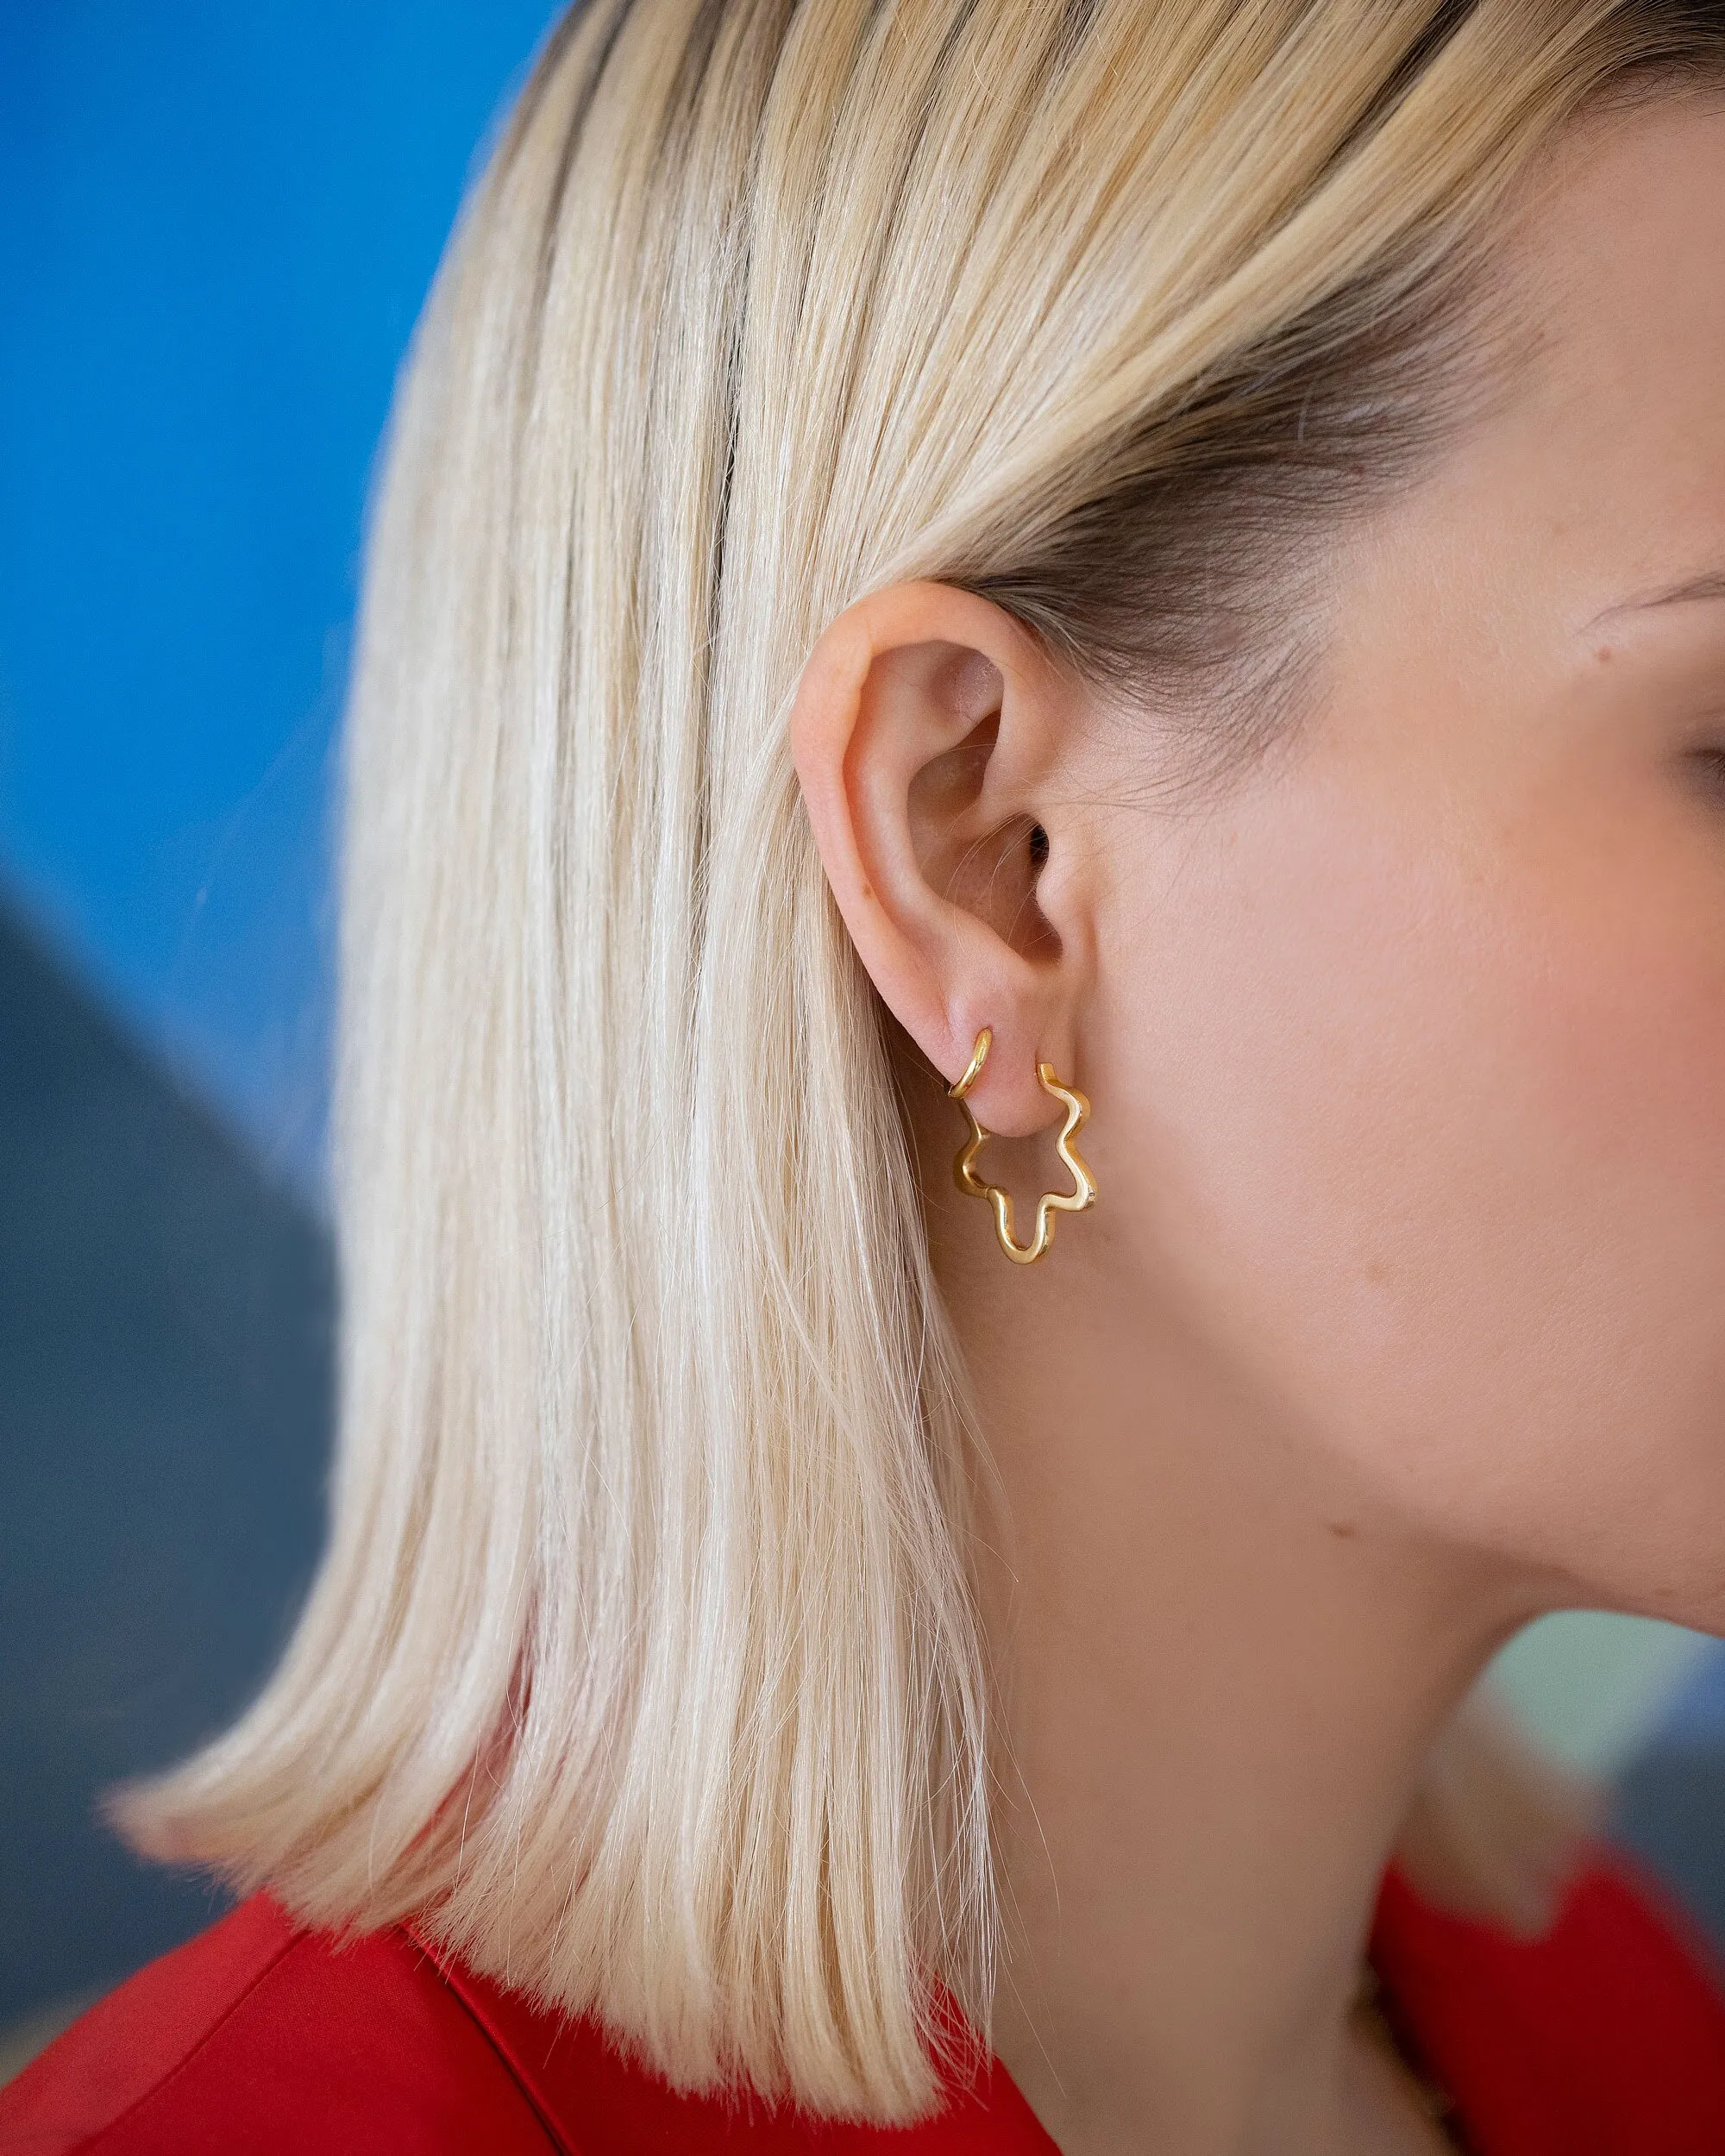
[0,0,561,1192]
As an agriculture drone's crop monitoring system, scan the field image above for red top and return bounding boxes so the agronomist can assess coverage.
[5,1851,1725,2154]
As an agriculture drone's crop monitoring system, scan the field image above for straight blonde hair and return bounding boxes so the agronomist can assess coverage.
[119,0,1725,2123]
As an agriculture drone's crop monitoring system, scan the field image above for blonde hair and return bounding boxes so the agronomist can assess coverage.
[119,0,1722,2123]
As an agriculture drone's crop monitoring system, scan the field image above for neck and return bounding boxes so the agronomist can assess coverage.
[920,1115,1533,2156]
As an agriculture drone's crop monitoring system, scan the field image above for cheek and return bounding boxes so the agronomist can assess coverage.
[1105,788,1725,1617]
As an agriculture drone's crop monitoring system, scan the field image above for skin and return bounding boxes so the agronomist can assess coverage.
[791,97,1725,2156]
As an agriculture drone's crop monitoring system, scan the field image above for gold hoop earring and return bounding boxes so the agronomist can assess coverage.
[947,1026,1098,1266]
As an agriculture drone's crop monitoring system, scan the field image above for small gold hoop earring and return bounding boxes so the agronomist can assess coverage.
[947,1026,1098,1266]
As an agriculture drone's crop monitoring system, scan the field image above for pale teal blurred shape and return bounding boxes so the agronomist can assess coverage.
[1486,1611,1713,1775]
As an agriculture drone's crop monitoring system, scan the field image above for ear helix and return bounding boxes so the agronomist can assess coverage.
[946,1026,1098,1266]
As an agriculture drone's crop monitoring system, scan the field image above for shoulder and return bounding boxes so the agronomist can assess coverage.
[1374,1846,1725,2155]
[0,1894,555,2155]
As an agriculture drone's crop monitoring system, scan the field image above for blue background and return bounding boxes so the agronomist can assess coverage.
[0,0,558,1194]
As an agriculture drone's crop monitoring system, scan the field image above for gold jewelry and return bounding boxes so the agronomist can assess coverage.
[948,1025,1098,1266]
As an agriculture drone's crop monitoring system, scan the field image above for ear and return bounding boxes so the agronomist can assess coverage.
[789,580,1095,1138]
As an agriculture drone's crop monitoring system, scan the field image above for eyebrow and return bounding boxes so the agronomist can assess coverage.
[1584,567,1725,630]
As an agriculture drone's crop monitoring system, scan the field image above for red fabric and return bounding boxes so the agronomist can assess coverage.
[0,1896,554,2155]
[406,1924,1056,2153]
[5,1850,1724,2153]
[1369,1855,1725,2154]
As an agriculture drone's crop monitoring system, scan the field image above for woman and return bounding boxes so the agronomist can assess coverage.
[10,2,1725,2150]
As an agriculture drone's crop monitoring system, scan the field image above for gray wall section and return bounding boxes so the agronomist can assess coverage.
[1614,1747,1725,1952]
[0,904,332,2021]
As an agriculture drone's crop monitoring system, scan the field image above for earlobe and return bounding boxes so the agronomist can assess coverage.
[787,580,1087,1139]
